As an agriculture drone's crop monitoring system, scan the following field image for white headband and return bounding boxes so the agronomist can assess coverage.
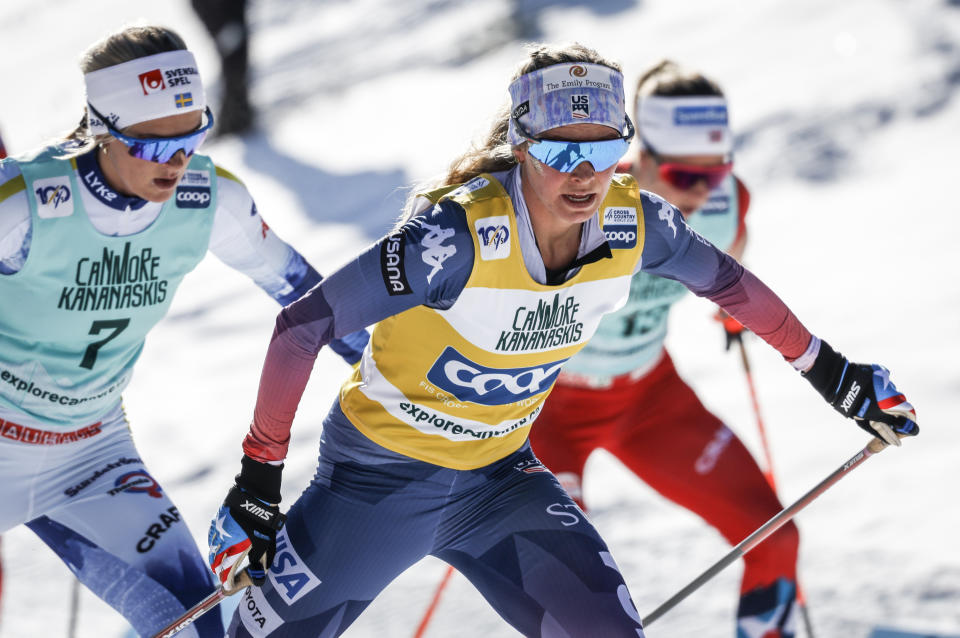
[84,50,206,135]
[635,95,732,156]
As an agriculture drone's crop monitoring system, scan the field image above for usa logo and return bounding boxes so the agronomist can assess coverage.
[474,215,510,261]
[602,206,638,249]
[426,346,567,406]
[138,69,166,95]
[571,94,589,119]
[33,178,74,218]
[268,526,322,605]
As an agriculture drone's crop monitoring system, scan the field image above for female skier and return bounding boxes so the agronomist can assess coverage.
[528,59,802,637]
[208,43,917,638]
[0,25,365,637]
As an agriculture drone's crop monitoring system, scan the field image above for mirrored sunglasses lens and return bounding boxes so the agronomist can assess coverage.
[662,165,730,190]
[529,139,627,172]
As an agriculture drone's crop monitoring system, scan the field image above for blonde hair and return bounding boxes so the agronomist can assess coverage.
[400,42,621,221]
[59,26,189,157]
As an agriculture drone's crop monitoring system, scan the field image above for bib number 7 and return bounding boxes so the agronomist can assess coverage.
[80,319,130,370]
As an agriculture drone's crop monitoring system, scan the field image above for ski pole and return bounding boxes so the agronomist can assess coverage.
[151,557,253,638]
[642,435,891,627]
[412,564,456,638]
[737,339,816,637]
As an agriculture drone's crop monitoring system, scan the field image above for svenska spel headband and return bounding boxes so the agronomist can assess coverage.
[87,102,214,163]
[635,95,732,156]
[512,110,634,172]
[84,50,207,136]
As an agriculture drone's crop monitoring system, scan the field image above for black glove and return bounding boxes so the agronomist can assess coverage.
[802,340,919,445]
[208,455,286,586]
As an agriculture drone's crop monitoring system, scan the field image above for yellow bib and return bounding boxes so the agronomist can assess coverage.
[339,173,645,469]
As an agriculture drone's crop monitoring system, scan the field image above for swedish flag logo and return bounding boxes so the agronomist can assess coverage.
[175,93,194,108]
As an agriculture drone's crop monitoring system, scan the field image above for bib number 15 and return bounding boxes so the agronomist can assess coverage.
[80,319,130,370]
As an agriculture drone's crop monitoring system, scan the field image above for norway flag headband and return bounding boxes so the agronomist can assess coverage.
[84,50,206,135]
[507,62,627,145]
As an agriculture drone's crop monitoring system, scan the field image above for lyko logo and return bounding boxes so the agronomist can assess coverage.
[33,178,74,218]
[175,186,211,208]
[426,346,567,406]
[475,215,510,261]
[268,527,322,605]
[138,69,166,95]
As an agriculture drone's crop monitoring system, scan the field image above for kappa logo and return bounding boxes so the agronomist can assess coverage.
[175,186,211,208]
[268,526,322,605]
[34,178,74,218]
[109,470,163,498]
[656,198,677,238]
[426,346,567,406]
[571,94,590,119]
[475,215,510,261]
[420,221,457,284]
[138,69,166,95]
[602,206,637,249]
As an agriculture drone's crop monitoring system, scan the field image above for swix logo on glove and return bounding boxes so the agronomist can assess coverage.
[240,498,274,521]
[426,346,567,406]
[840,380,861,412]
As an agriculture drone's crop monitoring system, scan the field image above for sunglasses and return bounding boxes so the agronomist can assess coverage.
[87,103,214,164]
[644,142,733,191]
[512,113,634,173]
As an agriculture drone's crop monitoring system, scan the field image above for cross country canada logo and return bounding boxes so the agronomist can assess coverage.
[138,69,166,95]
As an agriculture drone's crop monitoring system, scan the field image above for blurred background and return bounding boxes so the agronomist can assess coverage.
[1,0,958,636]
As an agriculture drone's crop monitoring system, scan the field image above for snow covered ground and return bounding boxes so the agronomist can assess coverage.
[1,0,959,636]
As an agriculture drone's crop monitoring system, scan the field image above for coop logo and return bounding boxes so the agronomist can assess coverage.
[700,191,730,215]
[138,69,166,95]
[602,206,638,249]
[571,94,589,118]
[108,470,163,498]
[34,178,74,218]
[475,215,510,261]
[175,186,211,208]
[426,346,567,406]
[268,526,322,605]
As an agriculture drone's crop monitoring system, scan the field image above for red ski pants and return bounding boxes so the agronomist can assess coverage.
[529,351,798,594]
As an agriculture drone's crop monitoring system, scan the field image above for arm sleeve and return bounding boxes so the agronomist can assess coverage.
[639,190,812,362]
[208,170,369,364]
[242,200,476,461]
[0,163,29,275]
[208,172,320,305]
